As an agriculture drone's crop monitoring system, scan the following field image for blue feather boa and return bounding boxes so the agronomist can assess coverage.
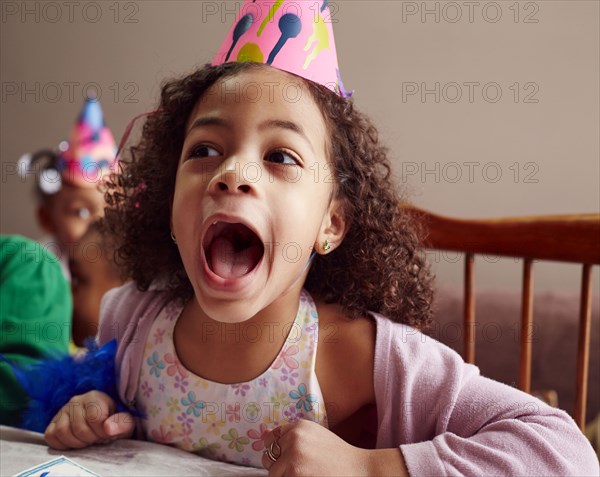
[0,339,129,433]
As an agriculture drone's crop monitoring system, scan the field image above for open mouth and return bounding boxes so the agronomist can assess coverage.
[203,222,264,279]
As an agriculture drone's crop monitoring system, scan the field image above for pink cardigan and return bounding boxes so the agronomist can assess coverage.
[99,282,598,476]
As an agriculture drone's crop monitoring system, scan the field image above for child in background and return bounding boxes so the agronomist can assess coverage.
[0,235,71,427]
[19,98,118,279]
[69,221,124,347]
[43,2,598,476]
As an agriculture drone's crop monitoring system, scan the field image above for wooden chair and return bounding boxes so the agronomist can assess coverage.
[408,205,600,430]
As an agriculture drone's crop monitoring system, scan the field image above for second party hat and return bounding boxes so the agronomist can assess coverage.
[58,98,118,189]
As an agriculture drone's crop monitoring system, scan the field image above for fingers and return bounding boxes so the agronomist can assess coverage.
[103,412,135,439]
[83,392,116,440]
[262,421,361,477]
[262,424,285,450]
[262,445,286,477]
[262,452,285,477]
[262,425,287,476]
[45,405,92,450]
[44,391,128,450]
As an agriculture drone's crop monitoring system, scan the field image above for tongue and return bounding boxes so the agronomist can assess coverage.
[209,235,261,279]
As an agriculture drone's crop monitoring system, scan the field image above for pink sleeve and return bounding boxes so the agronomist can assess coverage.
[372,314,599,476]
[98,282,143,347]
[98,282,168,407]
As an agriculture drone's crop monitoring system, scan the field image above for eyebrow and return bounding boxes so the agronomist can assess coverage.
[259,119,313,152]
[186,116,230,136]
[185,117,315,154]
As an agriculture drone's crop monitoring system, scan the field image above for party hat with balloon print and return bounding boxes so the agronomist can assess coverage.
[212,0,350,97]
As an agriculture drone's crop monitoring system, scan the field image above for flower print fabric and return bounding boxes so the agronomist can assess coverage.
[136,290,327,468]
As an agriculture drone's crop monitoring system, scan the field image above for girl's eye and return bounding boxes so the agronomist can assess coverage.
[189,145,220,159]
[266,150,298,165]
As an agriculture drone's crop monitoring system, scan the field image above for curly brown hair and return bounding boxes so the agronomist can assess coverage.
[104,62,434,328]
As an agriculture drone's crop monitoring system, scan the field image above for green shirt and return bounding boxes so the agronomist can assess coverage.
[0,235,72,427]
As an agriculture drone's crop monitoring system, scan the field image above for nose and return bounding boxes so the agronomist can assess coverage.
[208,156,256,195]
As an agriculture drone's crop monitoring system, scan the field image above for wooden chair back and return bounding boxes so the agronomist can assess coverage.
[408,205,600,430]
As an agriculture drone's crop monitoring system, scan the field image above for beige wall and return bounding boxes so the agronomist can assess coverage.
[1,1,598,292]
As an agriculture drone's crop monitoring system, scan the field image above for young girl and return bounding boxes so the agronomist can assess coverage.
[19,98,117,279]
[44,2,598,475]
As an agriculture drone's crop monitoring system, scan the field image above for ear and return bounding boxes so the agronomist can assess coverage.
[37,205,55,235]
[315,198,349,255]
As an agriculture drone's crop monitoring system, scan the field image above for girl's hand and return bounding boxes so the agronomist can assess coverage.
[44,390,135,450]
[261,420,408,477]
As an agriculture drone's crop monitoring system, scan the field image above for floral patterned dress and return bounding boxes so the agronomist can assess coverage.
[136,290,327,468]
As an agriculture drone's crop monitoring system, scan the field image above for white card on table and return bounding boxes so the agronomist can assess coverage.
[14,456,100,477]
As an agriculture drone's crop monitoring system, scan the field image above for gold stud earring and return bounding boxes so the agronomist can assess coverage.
[323,239,331,252]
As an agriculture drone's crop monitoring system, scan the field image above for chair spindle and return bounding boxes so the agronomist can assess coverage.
[464,253,476,364]
[519,259,534,393]
[574,264,592,430]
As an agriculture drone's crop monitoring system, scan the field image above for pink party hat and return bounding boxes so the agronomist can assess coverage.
[18,99,118,195]
[213,0,350,97]
[58,98,118,188]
